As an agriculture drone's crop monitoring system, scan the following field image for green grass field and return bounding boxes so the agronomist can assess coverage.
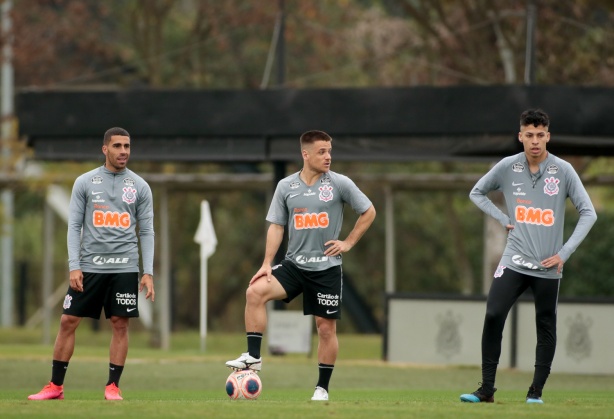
[1,328,613,418]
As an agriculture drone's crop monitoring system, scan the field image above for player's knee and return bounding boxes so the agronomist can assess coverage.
[59,314,80,332]
[110,316,129,333]
[245,284,266,305]
[484,309,504,325]
[316,320,336,340]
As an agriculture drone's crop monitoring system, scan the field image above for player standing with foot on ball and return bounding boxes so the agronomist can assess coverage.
[28,127,155,401]
[460,109,596,404]
[226,130,376,401]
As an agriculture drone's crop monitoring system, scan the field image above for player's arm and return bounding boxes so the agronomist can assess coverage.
[67,177,86,291]
[250,223,284,285]
[551,165,597,263]
[325,204,376,257]
[469,161,511,229]
[137,183,155,301]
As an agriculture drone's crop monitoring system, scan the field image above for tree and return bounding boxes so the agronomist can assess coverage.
[347,0,614,86]
[13,0,120,87]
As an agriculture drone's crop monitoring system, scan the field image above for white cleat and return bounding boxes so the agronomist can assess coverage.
[311,386,329,401]
[225,352,262,372]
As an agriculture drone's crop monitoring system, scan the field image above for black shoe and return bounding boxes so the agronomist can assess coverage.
[526,386,544,404]
[460,384,496,403]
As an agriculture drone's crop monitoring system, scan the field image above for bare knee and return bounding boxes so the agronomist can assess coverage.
[245,283,268,305]
[315,318,337,341]
[110,316,129,335]
[59,314,81,334]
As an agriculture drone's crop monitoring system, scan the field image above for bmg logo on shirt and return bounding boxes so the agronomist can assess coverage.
[515,205,554,226]
[93,210,131,228]
[294,212,329,229]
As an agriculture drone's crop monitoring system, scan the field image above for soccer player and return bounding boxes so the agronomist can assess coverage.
[226,130,376,401]
[28,127,155,401]
[460,109,596,404]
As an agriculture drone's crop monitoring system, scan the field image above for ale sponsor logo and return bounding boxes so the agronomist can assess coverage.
[92,256,129,265]
[512,254,541,270]
[295,255,329,264]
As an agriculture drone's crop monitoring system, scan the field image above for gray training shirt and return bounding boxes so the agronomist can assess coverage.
[267,170,372,272]
[470,152,596,279]
[67,165,155,275]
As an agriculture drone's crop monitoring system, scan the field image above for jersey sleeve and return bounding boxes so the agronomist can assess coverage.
[337,174,372,214]
[266,182,288,225]
[469,159,511,228]
[136,181,155,276]
[557,162,597,262]
[67,176,86,271]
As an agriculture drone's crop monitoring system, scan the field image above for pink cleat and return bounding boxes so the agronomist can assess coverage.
[28,382,64,400]
[104,383,123,400]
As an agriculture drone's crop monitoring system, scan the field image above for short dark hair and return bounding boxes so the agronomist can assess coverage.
[299,130,332,148]
[520,109,549,128]
[104,127,130,145]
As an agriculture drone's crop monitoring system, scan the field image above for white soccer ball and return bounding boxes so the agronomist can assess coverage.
[225,369,262,400]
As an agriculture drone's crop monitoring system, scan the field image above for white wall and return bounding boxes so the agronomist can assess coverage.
[386,296,614,374]
[516,301,614,374]
[387,298,511,367]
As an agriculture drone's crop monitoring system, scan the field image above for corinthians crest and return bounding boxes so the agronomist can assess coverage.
[435,310,462,359]
[543,177,560,196]
[122,186,137,204]
[565,312,593,362]
[319,185,333,202]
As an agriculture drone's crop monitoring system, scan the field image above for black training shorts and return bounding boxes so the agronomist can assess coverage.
[272,259,343,319]
[62,272,140,319]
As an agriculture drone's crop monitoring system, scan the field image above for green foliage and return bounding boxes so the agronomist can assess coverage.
[561,210,614,297]
[169,189,268,330]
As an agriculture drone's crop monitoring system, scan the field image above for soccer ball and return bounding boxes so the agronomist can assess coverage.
[225,369,262,400]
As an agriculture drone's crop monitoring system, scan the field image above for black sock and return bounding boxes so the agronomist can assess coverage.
[316,363,334,391]
[247,332,263,359]
[107,363,124,386]
[51,360,69,386]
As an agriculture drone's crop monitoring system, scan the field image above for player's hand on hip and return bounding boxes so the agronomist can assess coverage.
[541,254,564,274]
[324,240,350,257]
[140,274,155,302]
[69,269,84,292]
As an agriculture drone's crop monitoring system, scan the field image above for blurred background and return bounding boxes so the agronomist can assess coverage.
[2,0,614,349]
